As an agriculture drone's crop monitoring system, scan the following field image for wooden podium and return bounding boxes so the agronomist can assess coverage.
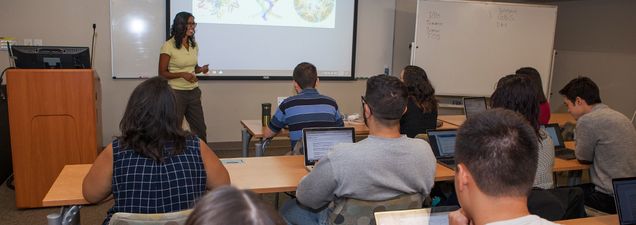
[6,69,101,208]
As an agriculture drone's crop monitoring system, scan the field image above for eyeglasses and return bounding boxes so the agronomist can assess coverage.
[187,22,197,27]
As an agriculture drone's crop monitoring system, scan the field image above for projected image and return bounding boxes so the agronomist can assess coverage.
[193,0,336,28]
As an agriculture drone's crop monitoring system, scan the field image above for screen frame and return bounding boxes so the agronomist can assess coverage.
[303,127,355,166]
[165,0,358,81]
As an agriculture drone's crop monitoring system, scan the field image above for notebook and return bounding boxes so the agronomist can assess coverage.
[303,127,355,171]
[463,97,487,118]
[426,129,458,169]
[543,123,576,160]
[613,177,636,225]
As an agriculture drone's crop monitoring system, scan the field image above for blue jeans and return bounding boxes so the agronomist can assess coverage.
[280,199,330,225]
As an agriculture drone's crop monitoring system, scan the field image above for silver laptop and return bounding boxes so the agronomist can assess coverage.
[463,97,487,118]
[543,123,576,160]
[303,127,355,171]
[613,177,636,225]
[427,129,458,169]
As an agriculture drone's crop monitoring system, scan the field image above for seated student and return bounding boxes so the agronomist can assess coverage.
[491,75,554,189]
[280,75,437,225]
[449,109,557,225]
[82,77,230,225]
[399,65,439,138]
[559,76,636,214]
[263,62,344,151]
[516,67,551,125]
[186,186,286,225]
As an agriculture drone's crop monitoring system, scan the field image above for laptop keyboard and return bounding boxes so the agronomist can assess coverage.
[555,149,576,160]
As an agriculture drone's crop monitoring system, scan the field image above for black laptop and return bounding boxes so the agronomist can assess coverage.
[543,123,576,160]
[427,129,458,169]
[463,97,487,118]
[613,177,636,225]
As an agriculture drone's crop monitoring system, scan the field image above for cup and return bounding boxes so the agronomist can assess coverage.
[262,103,271,127]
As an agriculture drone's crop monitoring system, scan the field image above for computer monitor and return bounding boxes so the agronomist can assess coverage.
[10,45,91,69]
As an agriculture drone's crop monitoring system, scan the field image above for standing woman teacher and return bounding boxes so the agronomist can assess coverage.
[159,11,209,142]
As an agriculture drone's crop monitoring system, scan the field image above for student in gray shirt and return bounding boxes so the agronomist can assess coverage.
[559,76,636,214]
[280,75,437,225]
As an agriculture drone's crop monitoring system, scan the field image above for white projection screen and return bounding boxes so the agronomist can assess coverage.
[168,0,358,80]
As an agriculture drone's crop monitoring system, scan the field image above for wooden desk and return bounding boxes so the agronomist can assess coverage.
[437,115,466,127]
[438,113,575,127]
[43,157,457,207]
[240,120,371,157]
[549,113,576,126]
[42,164,91,207]
[556,215,618,225]
[240,120,458,157]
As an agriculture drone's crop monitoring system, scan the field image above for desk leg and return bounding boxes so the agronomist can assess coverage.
[241,128,252,157]
[255,138,264,157]
[48,205,80,225]
[567,171,582,186]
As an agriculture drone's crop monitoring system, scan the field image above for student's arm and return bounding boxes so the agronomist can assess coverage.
[335,108,344,127]
[82,145,114,203]
[199,139,231,189]
[263,108,286,139]
[574,119,595,164]
[296,156,338,209]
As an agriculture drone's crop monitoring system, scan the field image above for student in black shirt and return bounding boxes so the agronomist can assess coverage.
[399,65,438,137]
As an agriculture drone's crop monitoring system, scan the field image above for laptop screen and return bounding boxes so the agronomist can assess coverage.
[303,127,355,165]
[613,177,636,225]
[427,130,457,157]
[543,123,565,148]
[463,97,487,118]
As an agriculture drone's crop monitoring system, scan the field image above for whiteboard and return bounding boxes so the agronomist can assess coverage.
[110,0,165,78]
[412,0,557,96]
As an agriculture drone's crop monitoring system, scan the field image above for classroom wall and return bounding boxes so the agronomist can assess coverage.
[0,0,394,144]
[548,0,636,121]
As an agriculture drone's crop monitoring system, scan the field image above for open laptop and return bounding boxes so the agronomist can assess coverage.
[303,127,355,171]
[463,97,487,118]
[543,123,576,160]
[613,177,636,225]
[427,129,458,169]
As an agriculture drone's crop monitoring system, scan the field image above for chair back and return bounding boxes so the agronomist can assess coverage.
[327,193,423,225]
[108,209,192,225]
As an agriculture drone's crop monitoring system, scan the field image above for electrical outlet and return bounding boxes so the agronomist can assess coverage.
[24,39,33,46]
[34,39,43,46]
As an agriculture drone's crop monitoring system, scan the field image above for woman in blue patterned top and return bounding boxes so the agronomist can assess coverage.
[82,76,230,225]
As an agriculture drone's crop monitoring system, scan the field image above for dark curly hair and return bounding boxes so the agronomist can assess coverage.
[516,67,547,103]
[491,74,540,137]
[402,65,438,112]
[118,77,190,162]
[170,11,197,49]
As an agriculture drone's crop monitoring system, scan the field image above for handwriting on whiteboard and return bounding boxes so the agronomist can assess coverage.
[425,10,442,40]
[496,8,517,28]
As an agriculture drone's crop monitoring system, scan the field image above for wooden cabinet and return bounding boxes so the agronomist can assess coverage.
[7,69,101,208]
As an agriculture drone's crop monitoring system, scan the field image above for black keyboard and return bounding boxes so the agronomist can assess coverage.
[555,148,576,160]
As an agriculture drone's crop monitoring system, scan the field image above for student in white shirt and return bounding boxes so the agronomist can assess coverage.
[448,109,557,225]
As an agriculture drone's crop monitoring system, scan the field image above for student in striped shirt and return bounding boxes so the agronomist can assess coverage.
[263,62,344,151]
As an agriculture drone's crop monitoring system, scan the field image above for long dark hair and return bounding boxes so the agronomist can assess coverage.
[170,11,196,49]
[491,75,541,137]
[516,67,547,103]
[402,65,438,112]
[118,76,189,162]
[186,186,286,225]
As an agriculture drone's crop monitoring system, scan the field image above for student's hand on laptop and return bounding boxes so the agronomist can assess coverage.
[448,208,472,225]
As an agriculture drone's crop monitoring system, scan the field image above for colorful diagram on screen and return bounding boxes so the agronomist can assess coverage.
[294,0,334,23]
[193,0,336,28]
